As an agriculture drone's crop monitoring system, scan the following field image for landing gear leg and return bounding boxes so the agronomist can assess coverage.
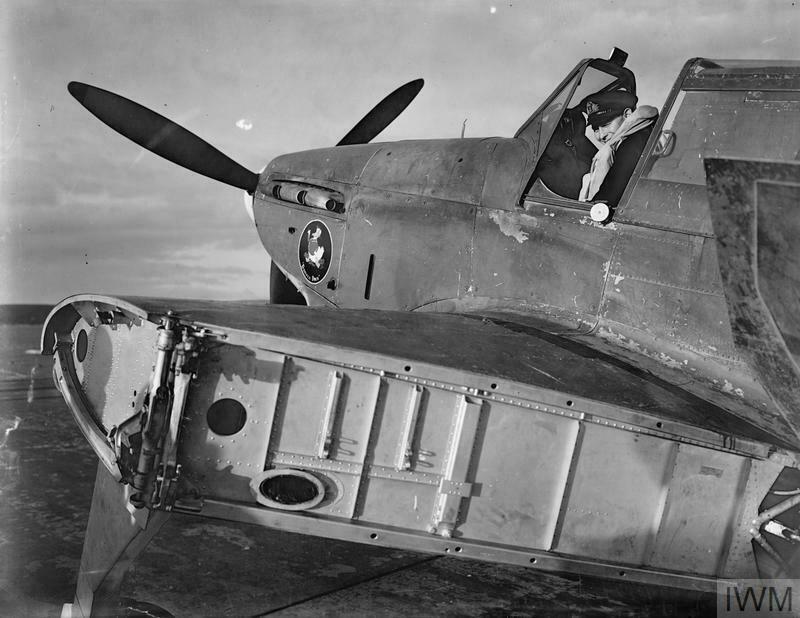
[63,463,170,618]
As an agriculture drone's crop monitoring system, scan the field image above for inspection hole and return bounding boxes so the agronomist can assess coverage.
[530,558,537,564]
[454,546,462,553]
[370,533,379,540]
[656,422,663,428]
[259,473,319,506]
[618,570,626,577]
[75,329,88,363]
[490,383,497,389]
[206,398,247,436]
[404,365,412,372]
[566,400,573,407]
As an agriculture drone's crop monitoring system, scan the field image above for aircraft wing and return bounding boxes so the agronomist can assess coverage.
[43,293,800,605]
[43,294,781,448]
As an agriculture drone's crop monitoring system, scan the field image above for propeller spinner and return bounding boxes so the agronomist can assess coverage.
[67,78,424,192]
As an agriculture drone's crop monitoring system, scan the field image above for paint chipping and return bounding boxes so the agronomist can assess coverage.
[598,327,644,355]
[612,274,625,285]
[489,211,533,243]
[657,352,683,369]
[1,416,21,450]
[721,380,745,398]
[27,367,36,404]
[581,216,618,230]
[0,415,21,495]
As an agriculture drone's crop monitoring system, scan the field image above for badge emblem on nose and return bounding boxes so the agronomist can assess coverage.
[299,220,332,284]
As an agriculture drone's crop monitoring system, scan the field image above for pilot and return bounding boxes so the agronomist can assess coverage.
[578,91,658,206]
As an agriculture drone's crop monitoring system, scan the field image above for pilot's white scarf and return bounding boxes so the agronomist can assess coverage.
[578,105,659,202]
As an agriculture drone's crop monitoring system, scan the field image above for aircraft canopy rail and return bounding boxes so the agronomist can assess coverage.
[683,58,800,90]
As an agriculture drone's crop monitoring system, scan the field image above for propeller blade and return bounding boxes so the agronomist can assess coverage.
[68,82,260,193]
[336,78,424,146]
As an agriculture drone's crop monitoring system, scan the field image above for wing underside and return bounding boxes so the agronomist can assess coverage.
[43,295,800,593]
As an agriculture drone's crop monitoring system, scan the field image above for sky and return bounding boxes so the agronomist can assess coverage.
[1,0,798,304]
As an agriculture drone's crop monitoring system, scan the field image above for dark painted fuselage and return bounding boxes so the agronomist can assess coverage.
[252,58,800,445]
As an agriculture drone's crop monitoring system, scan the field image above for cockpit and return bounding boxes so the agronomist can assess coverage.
[515,50,641,206]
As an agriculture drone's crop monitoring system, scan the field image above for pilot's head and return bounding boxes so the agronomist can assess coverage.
[586,91,637,143]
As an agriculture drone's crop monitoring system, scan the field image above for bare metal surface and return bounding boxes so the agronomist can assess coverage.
[1,321,715,616]
[40,296,796,596]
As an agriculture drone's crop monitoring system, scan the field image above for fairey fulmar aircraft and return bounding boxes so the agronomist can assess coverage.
[42,48,800,616]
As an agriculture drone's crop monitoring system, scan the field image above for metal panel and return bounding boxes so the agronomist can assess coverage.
[648,445,748,574]
[356,139,491,205]
[412,387,463,477]
[268,452,365,519]
[556,424,675,564]
[722,457,785,578]
[646,91,800,187]
[458,403,580,549]
[336,188,474,310]
[368,379,421,469]
[364,380,458,479]
[270,357,339,456]
[76,319,157,432]
[357,476,438,530]
[618,179,713,236]
[324,369,381,463]
[683,71,800,91]
[601,225,736,359]
[264,144,381,185]
[179,347,284,501]
[431,395,483,536]
[471,206,612,322]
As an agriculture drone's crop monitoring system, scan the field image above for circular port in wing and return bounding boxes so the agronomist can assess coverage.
[250,469,326,511]
[206,398,247,436]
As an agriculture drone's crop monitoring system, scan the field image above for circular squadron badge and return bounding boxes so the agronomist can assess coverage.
[298,220,332,284]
